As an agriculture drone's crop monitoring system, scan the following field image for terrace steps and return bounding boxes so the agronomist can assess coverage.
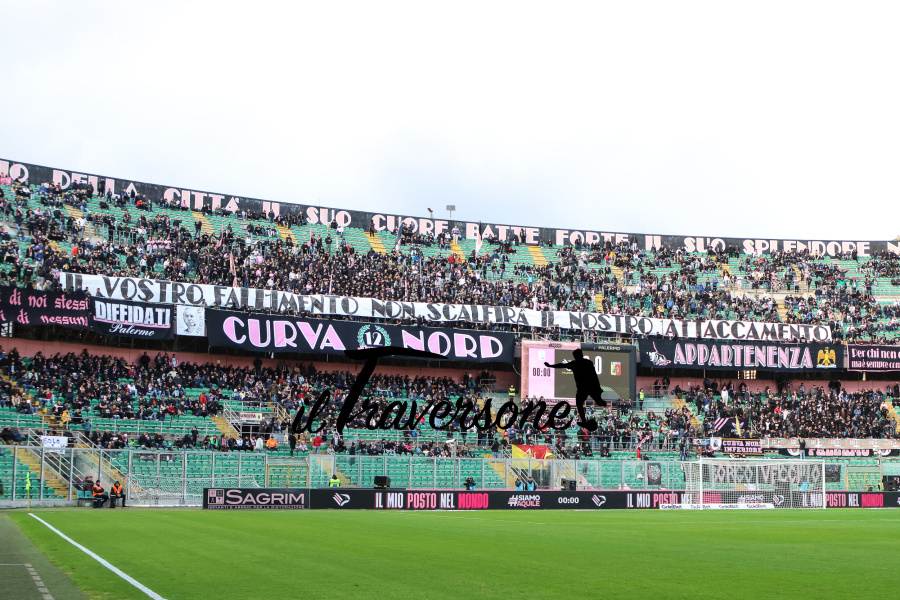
[527,245,548,267]
[211,415,240,440]
[450,239,467,261]
[310,454,350,485]
[672,397,701,430]
[191,211,215,236]
[775,298,788,321]
[15,447,69,498]
[276,224,295,243]
[883,401,900,435]
[610,265,625,286]
[62,204,100,239]
[367,232,388,254]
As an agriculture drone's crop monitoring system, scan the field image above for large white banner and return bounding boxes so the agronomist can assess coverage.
[60,272,832,342]
[40,435,69,453]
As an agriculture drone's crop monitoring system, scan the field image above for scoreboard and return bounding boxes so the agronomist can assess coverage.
[521,340,636,403]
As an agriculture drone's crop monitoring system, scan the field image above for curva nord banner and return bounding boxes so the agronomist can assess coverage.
[847,345,900,372]
[5,157,899,256]
[639,338,844,372]
[206,309,516,363]
[0,285,88,329]
[89,298,175,339]
[61,272,833,343]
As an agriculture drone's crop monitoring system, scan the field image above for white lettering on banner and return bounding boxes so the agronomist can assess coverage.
[93,301,171,328]
[9,157,899,257]
[62,272,832,342]
[40,435,68,453]
[710,464,823,486]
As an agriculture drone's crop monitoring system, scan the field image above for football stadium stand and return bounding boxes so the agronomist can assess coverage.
[0,158,897,506]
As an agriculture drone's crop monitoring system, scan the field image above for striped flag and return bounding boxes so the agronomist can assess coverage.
[712,417,729,432]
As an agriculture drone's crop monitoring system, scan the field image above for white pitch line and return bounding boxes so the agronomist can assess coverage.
[28,513,166,600]
[0,562,55,600]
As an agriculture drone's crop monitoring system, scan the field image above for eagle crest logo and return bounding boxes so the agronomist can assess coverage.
[816,348,836,368]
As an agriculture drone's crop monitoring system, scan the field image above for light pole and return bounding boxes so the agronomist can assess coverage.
[446,204,456,221]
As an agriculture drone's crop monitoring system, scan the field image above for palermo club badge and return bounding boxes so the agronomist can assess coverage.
[816,347,837,368]
[357,324,392,348]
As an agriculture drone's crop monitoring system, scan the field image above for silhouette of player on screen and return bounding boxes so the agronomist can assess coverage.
[544,349,605,432]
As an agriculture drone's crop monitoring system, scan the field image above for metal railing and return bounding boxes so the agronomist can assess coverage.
[0,446,893,507]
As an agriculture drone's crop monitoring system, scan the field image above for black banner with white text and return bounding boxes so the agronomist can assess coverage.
[0,285,88,329]
[206,309,516,363]
[5,157,898,256]
[847,345,900,372]
[89,298,175,339]
[203,488,900,510]
[639,338,844,372]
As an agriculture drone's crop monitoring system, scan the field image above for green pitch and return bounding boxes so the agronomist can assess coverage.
[5,508,900,599]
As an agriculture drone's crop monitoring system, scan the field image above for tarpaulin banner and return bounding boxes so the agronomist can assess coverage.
[0,286,88,329]
[59,272,833,343]
[761,438,900,451]
[5,157,898,257]
[89,297,175,339]
[39,435,69,453]
[205,309,516,363]
[639,338,844,372]
[847,345,900,372]
[721,439,763,456]
[784,447,898,458]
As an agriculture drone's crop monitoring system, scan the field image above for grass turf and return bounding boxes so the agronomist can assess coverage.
[7,508,900,600]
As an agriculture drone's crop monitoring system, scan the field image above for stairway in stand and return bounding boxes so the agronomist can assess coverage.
[14,448,70,498]
[211,415,240,439]
[367,232,388,254]
[527,245,548,267]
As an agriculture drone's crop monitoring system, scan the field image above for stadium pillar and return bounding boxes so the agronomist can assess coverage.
[238,453,243,484]
[67,448,74,501]
[181,455,187,504]
[11,446,17,502]
[481,459,485,488]
[127,450,133,505]
[211,452,216,490]
[433,458,438,489]
[39,447,45,501]
[620,461,625,489]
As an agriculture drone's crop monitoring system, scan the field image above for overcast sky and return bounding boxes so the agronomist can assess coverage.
[2,1,899,239]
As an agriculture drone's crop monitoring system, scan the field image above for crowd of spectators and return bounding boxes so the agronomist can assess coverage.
[0,348,224,425]
[0,179,896,341]
[688,380,899,440]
